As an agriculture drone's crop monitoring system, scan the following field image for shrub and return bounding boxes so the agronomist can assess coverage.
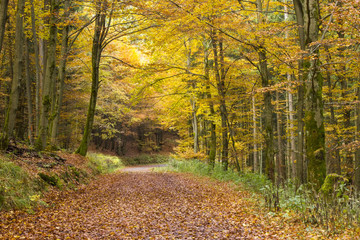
[87,153,124,174]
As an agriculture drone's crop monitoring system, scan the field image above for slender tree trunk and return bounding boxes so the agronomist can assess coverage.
[341,79,352,176]
[24,40,34,145]
[51,0,70,146]
[203,39,216,167]
[284,4,296,180]
[355,86,360,190]
[0,0,25,149]
[186,39,199,153]
[252,96,258,173]
[191,99,199,153]
[259,49,275,182]
[276,91,285,183]
[256,0,274,182]
[228,118,241,172]
[288,86,296,179]
[297,76,305,184]
[0,0,9,53]
[36,0,59,150]
[76,4,106,156]
[212,30,228,170]
[29,0,41,135]
[325,61,341,175]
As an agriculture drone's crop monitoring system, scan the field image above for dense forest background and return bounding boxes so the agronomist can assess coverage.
[0,0,359,191]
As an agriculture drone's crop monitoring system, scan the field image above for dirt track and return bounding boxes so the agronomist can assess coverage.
[0,171,321,239]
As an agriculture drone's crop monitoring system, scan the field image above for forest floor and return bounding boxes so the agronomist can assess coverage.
[1,165,356,239]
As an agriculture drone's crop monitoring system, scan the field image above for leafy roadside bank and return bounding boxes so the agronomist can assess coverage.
[166,159,360,236]
[0,148,124,212]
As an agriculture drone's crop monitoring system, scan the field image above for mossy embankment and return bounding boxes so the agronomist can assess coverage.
[0,146,171,212]
[0,146,125,211]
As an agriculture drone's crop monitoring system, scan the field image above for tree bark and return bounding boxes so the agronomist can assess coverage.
[256,0,274,182]
[36,0,59,150]
[293,0,326,187]
[288,87,297,179]
[325,58,341,175]
[252,96,258,173]
[355,87,360,190]
[185,39,199,153]
[0,0,25,149]
[76,2,106,156]
[0,0,9,53]
[30,0,41,135]
[212,30,228,171]
[203,39,216,167]
[51,0,71,146]
[259,48,275,182]
[24,40,34,145]
[276,91,285,184]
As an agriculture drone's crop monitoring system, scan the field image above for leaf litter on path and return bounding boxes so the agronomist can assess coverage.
[0,172,355,239]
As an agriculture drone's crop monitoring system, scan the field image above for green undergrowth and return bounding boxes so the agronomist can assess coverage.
[87,152,124,174]
[0,157,45,211]
[168,159,270,192]
[168,159,360,233]
[0,152,125,211]
[122,154,170,166]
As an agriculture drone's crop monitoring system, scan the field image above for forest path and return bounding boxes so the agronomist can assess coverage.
[1,172,312,239]
[120,164,167,173]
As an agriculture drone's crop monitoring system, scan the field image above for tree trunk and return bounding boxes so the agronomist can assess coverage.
[284,4,296,180]
[0,0,9,53]
[259,49,275,182]
[24,40,34,145]
[0,0,25,149]
[51,0,71,146]
[30,0,41,135]
[288,86,296,179]
[76,4,106,156]
[276,91,285,184]
[36,0,59,150]
[212,30,228,170]
[252,96,258,173]
[256,0,274,182]
[293,0,326,187]
[296,75,305,184]
[340,78,352,176]
[355,87,360,190]
[186,39,199,153]
[203,39,216,167]
[325,60,341,175]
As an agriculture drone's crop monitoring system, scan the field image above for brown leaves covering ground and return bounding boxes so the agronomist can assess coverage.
[0,172,354,239]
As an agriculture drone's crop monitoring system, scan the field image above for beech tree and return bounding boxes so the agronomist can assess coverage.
[76,0,108,156]
[0,0,25,149]
[0,0,9,53]
[36,0,60,150]
[0,0,359,192]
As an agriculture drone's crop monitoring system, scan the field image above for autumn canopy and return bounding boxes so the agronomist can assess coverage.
[0,0,359,189]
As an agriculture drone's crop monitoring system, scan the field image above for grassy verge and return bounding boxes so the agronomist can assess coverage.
[168,158,360,233]
[122,154,170,166]
[0,152,125,211]
[87,152,124,174]
[0,157,45,211]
